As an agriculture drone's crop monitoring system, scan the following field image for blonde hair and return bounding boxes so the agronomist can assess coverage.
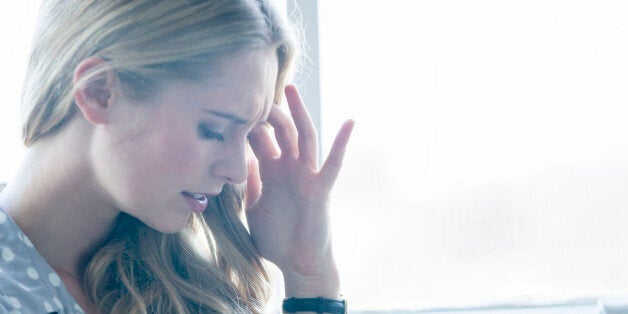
[22,0,298,312]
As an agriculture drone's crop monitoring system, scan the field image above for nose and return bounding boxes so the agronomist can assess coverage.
[211,140,249,184]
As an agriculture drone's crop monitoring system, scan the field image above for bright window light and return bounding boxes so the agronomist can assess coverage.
[319,0,628,311]
[0,2,39,181]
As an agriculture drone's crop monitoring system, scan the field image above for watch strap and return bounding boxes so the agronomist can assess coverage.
[282,297,347,314]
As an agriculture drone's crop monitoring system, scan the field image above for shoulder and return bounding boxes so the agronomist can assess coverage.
[0,207,84,313]
[0,206,44,311]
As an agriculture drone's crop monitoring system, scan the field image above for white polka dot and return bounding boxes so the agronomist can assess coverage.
[74,303,84,312]
[52,297,62,309]
[2,248,15,261]
[27,267,39,279]
[48,272,61,286]
[0,211,6,224]
[22,237,33,247]
[17,232,33,247]
[7,297,21,308]
[44,301,53,312]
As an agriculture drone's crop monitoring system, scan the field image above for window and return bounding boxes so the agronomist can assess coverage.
[317,0,628,312]
[0,2,38,181]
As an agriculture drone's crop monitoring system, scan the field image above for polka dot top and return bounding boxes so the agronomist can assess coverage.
[0,206,85,313]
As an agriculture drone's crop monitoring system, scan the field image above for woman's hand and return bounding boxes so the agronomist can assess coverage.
[245,85,353,298]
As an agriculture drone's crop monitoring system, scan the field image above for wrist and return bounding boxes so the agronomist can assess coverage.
[282,264,340,299]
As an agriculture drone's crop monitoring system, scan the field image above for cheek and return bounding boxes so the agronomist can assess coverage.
[133,118,209,184]
[94,123,205,204]
[155,129,205,177]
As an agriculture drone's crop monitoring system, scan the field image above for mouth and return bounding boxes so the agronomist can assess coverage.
[181,191,213,213]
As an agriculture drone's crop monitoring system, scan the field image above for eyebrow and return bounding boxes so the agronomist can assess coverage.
[203,109,267,125]
[203,109,248,124]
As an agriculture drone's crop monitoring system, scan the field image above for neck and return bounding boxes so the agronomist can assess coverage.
[0,123,120,278]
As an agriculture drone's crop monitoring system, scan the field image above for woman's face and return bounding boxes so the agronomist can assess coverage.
[92,51,278,233]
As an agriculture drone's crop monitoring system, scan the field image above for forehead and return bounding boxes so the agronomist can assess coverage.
[199,51,279,122]
[142,51,279,124]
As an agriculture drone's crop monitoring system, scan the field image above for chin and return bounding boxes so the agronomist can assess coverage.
[148,213,193,234]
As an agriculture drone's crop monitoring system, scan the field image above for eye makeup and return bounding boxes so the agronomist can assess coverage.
[197,123,225,142]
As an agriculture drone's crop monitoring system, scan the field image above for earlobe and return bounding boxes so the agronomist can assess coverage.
[73,57,116,125]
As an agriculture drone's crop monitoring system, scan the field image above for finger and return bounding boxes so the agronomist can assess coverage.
[245,156,262,210]
[266,104,299,158]
[319,120,355,189]
[248,123,279,162]
[285,85,318,167]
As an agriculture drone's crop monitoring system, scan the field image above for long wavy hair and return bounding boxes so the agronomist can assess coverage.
[21,0,298,312]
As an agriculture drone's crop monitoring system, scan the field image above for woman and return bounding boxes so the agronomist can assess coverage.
[0,0,352,313]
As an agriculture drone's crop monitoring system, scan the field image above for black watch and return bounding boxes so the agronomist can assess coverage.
[282,297,347,314]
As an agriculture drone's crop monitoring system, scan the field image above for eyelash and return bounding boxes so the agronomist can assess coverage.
[198,124,225,142]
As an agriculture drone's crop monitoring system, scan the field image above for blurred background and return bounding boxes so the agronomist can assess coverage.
[2,1,628,312]
[317,0,628,311]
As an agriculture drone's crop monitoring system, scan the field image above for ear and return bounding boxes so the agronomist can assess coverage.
[73,57,117,125]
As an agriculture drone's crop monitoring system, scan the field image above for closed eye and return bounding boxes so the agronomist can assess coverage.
[198,124,224,142]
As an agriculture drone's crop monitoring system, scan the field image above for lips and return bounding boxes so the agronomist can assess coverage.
[182,191,210,213]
